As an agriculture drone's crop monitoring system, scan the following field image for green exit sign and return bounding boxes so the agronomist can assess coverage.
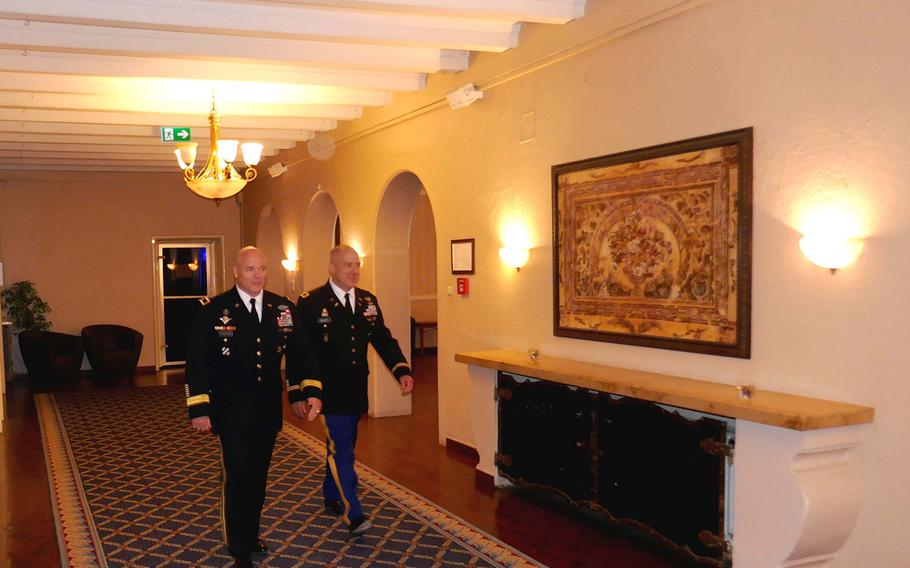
[160,127,191,142]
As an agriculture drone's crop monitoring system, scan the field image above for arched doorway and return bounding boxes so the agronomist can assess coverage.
[371,172,437,421]
[300,191,340,293]
[254,205,287,296]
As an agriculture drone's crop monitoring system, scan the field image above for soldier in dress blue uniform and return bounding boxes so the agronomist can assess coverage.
[185,246,323,568]
[296,245,414,539]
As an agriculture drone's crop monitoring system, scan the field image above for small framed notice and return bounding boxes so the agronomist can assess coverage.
[450,239,475,275]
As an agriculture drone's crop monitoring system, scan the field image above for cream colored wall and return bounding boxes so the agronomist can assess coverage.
[242,0,909,564]
[0,171,241,367]
[409,193,437,345]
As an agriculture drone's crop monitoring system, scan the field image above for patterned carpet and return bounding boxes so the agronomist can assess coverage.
[35,386,541,568]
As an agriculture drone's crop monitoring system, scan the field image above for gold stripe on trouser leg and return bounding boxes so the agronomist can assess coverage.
[219,445,229,546]
[321,415,352,524]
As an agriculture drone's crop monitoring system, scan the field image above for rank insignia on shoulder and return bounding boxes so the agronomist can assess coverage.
[199,297,211,305]
[299,291,310,299]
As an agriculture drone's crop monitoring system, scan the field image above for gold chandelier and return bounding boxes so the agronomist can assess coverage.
[174,99,263,200]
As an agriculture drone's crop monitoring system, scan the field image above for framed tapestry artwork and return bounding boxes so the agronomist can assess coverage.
[451,238,475,274]
[552,128,753,358]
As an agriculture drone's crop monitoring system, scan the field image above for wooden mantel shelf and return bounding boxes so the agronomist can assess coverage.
[455,349,874,431]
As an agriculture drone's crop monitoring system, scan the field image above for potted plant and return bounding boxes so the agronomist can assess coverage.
[2,280,52,332]
[1,281,52,376]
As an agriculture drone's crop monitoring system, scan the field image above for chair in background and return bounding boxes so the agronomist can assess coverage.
[18,330,84,386]
[81,324,143,378]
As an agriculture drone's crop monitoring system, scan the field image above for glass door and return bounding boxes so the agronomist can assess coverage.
[155,242,216,368]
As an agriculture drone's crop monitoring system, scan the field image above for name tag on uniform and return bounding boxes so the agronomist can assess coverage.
[215,325,236,337]
[317,316,331,324]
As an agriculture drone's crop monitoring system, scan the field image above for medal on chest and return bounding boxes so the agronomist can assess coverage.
[277,304,294,332]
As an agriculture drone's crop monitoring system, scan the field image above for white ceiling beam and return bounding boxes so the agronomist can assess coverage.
[0,142,188,153]
[0,151,278,165]
[0,92,361,120]
[0,134,296,151]
[0,163,176,171]
[1,0,520,52]
[253,0,584,24]
[0,71,393,108]
[0,50,426,92]
[0,120,312,141]
[0,108,336,131]
[0,19,470,73]
[0,154,187,164]
[0,142,286,157]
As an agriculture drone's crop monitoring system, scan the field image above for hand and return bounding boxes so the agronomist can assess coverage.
[291,401,308,419]
[399,375,414,394]
[190,416,212,433]
[306,397,322,421]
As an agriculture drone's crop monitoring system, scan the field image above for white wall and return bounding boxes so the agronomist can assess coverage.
[242,1,910,565]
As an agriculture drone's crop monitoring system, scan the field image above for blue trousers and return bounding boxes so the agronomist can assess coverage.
[321,414,363,523]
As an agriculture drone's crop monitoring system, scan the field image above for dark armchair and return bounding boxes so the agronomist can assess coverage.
[81,324,143,378]
[18,330,84,385]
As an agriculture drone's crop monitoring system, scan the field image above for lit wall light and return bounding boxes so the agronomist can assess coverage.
[498,218,532,272]
[797,204,865,275]
[280,258,298,272]
[281,257,299,293]
[799,235,863,274]
[499,246,529,271]
[348,242,367,262]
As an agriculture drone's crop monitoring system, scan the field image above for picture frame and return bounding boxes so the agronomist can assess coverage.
[450,238,475,275]
[552,128,753,358]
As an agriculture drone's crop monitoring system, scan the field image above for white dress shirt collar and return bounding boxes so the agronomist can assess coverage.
[235,286,264,320]
[329,280,355,310]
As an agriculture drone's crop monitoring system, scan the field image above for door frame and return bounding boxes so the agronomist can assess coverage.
[152,236,226,370]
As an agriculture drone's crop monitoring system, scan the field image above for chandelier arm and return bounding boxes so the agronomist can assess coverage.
[183,167,196,182]
[244,167,258,182]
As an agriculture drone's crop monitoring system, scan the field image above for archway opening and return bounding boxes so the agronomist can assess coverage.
[254,205,287,296]
[300,192,340,293]
[372,172,437,423]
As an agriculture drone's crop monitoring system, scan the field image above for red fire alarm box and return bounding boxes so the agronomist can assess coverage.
[456,277,469,295]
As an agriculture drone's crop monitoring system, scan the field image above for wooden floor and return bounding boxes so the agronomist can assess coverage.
[0,354,688,568]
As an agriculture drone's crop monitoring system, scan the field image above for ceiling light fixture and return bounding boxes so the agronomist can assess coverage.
[174,95,263,200]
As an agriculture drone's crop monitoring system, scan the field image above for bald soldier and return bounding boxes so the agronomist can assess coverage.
[185,246,322,568]
[297,245,414,539]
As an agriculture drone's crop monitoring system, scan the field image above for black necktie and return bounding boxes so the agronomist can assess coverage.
[344,292,353,314]
[249,298,258,322]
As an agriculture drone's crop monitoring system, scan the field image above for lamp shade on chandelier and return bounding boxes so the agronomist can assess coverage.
[174,100,263,200]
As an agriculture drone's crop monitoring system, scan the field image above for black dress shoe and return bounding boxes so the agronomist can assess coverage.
[232,555,253,568]
[252,539,268,556]
[348,515,372,538]
[324,499,344,515]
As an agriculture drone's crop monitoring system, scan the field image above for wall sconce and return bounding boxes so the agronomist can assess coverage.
[799,235,863,274]
[280,258,299,273]
[499,246,529,271]
[281,258,299,293]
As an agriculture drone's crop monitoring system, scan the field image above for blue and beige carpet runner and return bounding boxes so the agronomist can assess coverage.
[35,386,541,567]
